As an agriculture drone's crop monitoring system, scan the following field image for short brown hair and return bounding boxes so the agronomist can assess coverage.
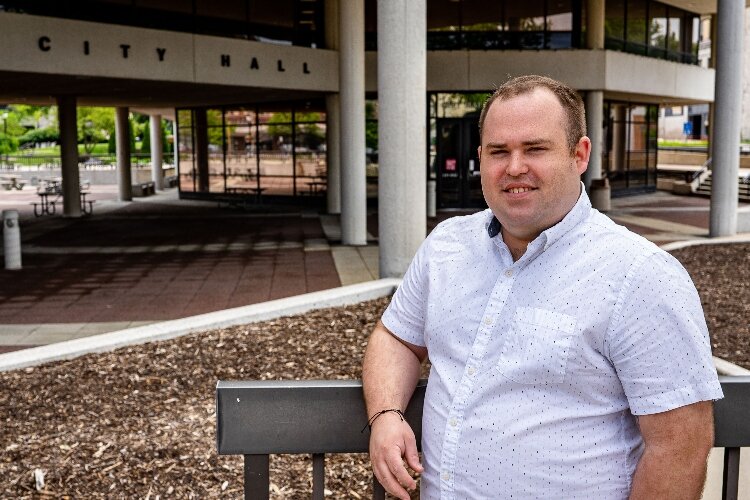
[478,75,586,153]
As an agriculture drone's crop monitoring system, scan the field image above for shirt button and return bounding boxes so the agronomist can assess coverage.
[467,367,475,376]
[442,472,450,481]
[483,316,493,326]
[449,418,458,427]
[504,269,513,277]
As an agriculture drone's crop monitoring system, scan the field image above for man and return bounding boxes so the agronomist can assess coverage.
[362,75,722,499]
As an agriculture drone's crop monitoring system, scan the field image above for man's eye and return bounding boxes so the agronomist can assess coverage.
[528,147,545,152]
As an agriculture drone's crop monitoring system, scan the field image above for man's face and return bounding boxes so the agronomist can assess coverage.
[479,88,590,242]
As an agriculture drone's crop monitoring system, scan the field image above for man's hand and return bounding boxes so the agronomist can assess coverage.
[363,322,427,500]
[629,401,714,500]
[369,411,423,500]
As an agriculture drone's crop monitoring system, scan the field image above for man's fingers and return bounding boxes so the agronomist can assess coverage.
[403,434,423,473]
[386,445,418,491]
[373,457,410,500]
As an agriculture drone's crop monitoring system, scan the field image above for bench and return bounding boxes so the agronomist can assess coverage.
[216,377,750,500]
[132,181,155,197]
[164,175,178,188]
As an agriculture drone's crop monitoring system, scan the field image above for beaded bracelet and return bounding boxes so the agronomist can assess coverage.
[361,408,405,433]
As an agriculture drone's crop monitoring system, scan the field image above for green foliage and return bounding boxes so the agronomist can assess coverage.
[141,120,151,154]
[78,107,115,154]
[108,130,116,154]
[267,112,292,138]
[18,127,59,146]
[0,133,19,154]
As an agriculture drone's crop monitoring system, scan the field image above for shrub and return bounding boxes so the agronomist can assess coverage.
[18,127,59,146]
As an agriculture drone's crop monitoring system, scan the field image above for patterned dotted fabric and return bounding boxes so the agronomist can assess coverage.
[382,187,723,499]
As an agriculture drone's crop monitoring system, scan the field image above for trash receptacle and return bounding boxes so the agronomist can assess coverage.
[590,178,611,212]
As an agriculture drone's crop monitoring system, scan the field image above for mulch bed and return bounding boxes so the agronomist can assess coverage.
[1,243,747,498]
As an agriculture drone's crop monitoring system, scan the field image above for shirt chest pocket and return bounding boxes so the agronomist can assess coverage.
[494,307,578,384]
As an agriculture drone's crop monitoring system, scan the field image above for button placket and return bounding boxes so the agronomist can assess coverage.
[439,275,510,498]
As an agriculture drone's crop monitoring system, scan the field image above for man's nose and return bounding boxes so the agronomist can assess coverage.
[506,152,528,176]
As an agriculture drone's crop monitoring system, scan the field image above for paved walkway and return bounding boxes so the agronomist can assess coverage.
[0,185,747,352]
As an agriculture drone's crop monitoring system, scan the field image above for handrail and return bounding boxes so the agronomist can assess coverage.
[216,377,750,500]
[686,156,712,184]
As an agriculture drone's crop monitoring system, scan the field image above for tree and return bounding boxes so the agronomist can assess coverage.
[0,133,19,155]
[77,107,114,154]
[141,120,151,154]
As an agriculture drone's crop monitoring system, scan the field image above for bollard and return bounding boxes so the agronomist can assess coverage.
[427,179,437,218]
[590,178,611,212]
[3,209,21,270]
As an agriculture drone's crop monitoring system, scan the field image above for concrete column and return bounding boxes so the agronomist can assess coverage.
[172,116,179,182]
[585,0,605,49]
[377,0,426,277]
[57,96,81,217]
[584,91,604,188]
[150,114,164,190]
[325,0,341,214]
[115,107,132,201]
[339,0,367,245]
[612,105,627,174]
[194,109,210,193]
[710,0,744,236]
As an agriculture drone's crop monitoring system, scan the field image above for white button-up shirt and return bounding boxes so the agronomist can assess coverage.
[382,189,723,499]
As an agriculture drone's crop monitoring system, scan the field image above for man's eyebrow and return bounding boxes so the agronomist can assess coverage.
[521,139,553,146]
[484,139,553,148]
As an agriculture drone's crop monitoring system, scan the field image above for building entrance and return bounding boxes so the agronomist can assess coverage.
[435,117,486,209]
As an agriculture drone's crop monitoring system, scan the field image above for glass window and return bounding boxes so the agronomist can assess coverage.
[248,0,294,29]
[506,0,545,31]
[547,0,573,48]
[195,0,245,20]
[649,3,667,53]
[667,9,681,54]
[134,0,192,13]
[462,0,502,31]
[427,0,461,31]
[604,0,625,41]
[626,0,647,49]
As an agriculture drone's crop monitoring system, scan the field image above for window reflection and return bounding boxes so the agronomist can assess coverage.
[176,102,328,200]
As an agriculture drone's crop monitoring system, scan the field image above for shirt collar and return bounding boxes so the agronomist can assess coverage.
[486,182,592,249]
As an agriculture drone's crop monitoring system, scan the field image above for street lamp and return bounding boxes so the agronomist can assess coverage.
[1,112,7,135]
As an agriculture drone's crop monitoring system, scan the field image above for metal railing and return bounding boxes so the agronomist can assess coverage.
[216,376,750,500]
[0,153,167,169]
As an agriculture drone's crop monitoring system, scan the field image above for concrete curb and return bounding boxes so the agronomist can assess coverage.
[661,237,750,376]
[660,234,750,252]
[0,278,401,373]
[713,356,750,376]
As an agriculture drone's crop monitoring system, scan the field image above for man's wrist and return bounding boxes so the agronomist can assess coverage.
[363,408,405,433]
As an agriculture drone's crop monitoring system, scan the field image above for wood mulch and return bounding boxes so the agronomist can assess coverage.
[1,243,747,498]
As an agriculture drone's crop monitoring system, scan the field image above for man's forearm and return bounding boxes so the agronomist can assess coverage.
[628,443,710,499]
[362,322,424,416]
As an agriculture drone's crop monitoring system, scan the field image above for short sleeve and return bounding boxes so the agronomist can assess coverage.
[380,235,432,347]
[605,250,723,415]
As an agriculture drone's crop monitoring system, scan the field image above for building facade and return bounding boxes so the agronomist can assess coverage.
[0,0,745,274]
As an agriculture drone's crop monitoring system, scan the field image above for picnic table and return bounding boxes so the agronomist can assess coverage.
[0,174,26,191]
[32,178,94,216]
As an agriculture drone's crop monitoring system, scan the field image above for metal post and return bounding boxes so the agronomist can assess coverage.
[427,179,436,218]
[3,209,21,270]
[721,447,740,500]
[244,454,269,500]
[312,453,325,500]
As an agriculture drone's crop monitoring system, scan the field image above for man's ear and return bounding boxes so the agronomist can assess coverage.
[575,137,591,175]
[477,145,482,162]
